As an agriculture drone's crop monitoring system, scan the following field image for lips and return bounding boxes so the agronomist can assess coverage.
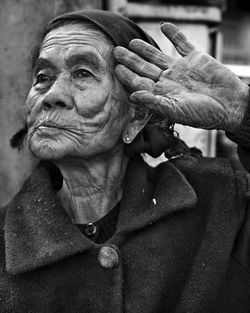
[32,121,82,136]
[37,124,63,130]
[33,119,68,131]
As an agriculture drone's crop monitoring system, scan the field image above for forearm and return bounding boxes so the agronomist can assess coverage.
[226,85,250,171]
[226,85,250,146]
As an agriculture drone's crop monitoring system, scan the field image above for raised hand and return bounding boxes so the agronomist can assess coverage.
[114,23,249,133]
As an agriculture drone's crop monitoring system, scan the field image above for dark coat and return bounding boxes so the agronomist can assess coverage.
[1,155,250,313]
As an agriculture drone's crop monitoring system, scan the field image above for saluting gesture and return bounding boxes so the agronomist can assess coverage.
[114,23,249,133]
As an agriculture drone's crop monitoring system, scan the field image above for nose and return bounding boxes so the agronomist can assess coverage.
[42,79,73,110]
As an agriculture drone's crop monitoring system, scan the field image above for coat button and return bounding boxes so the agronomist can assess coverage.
[84,223,97,236]
[98,245,119,269]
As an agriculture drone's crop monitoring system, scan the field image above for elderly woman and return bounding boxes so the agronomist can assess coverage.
[1,9,250,313]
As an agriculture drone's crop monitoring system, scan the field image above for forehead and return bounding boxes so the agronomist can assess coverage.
[39,24,114,60]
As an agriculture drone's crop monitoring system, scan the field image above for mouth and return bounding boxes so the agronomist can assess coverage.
[31,121,82,136]
[37,124,63,130]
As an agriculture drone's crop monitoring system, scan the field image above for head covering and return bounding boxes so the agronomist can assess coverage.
[44,10,170,158]
[45,9,160,50]
[11,10,187,159]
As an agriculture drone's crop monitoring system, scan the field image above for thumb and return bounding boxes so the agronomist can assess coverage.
[130,90,162,110]
[130,90,178,121]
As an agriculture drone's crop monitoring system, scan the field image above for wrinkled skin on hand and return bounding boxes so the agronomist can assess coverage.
[114,23,249,133]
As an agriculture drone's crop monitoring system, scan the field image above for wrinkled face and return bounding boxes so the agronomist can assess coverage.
[26,24,128,160]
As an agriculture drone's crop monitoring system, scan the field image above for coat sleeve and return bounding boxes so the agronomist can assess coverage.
[226,86,250,171]
[231,166,250,270]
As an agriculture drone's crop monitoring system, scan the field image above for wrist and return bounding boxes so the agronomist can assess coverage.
[225,83,250,133]
[226,85,250,147]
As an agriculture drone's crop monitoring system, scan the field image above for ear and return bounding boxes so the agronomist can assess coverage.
[122,107,150,144]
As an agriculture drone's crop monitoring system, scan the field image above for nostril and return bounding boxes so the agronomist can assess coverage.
[56,101,66,108]
[42,101,66,110]
[43,101,52,110]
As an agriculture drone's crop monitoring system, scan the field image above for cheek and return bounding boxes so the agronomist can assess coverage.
[74,77,129,124]
[26,77,130,158]
[26,90,42,119]
[73,82,110,119]
[96,90,129,142]
[72,86,127,152]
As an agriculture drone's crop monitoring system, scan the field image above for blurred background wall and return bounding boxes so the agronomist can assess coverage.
[0,0,249,206]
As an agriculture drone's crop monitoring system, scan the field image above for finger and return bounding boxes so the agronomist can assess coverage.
[130,91,168,116]
[131,91,222,129]
[130,90,180,122]
[160,23,195,56]
[114,46,162,81]
[115,65,155,92]
[129,39,174,69]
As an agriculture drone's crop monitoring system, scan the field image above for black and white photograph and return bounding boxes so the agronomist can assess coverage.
[0,0,250,312]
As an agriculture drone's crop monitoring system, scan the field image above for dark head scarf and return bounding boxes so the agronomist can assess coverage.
[11,10,188,159]
[45,10,159,50]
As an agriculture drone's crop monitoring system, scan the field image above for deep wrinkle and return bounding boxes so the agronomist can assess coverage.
[34,52,106,78]
[40,31,109,61]
[33,58,57,77]
[26,24,133,223]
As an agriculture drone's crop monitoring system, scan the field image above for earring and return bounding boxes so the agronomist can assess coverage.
[123,134,131,144]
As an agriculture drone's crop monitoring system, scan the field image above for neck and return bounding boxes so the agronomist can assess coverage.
[55,146,128,224]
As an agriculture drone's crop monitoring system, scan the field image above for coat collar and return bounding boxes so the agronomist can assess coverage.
[4,156,197,274]
[117,156,197,233]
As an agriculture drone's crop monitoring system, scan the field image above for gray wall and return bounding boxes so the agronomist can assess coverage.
[0,0,224,206]
[0,0,101,206]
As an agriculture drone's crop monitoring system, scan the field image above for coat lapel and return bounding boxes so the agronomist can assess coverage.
[4,156,197,274]
[117,156,197,233]
[4,162,94,275]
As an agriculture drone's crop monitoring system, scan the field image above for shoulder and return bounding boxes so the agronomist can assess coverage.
[151,154,242,200]
[169,154,247,186]
[0,205,7,253]
[0,207,6,266]
[0,205,7,234]
[170,155,249,221]
[148,154,245,190]
[153,154,250,208]
[171,154,234,174]
[0,206,7,285]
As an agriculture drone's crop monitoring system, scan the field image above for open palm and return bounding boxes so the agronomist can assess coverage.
[114,23,248,132]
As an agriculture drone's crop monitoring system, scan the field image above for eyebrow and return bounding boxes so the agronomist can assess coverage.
[65,52,103,71]
[33,52,105,76]
[33,58,57,76]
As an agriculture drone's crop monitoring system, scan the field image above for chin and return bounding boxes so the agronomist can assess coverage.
[28,138,69,160]
[28,129,119,161]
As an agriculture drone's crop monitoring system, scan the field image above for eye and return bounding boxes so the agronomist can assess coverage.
[34,73,52,85]
[73,69,92,79]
